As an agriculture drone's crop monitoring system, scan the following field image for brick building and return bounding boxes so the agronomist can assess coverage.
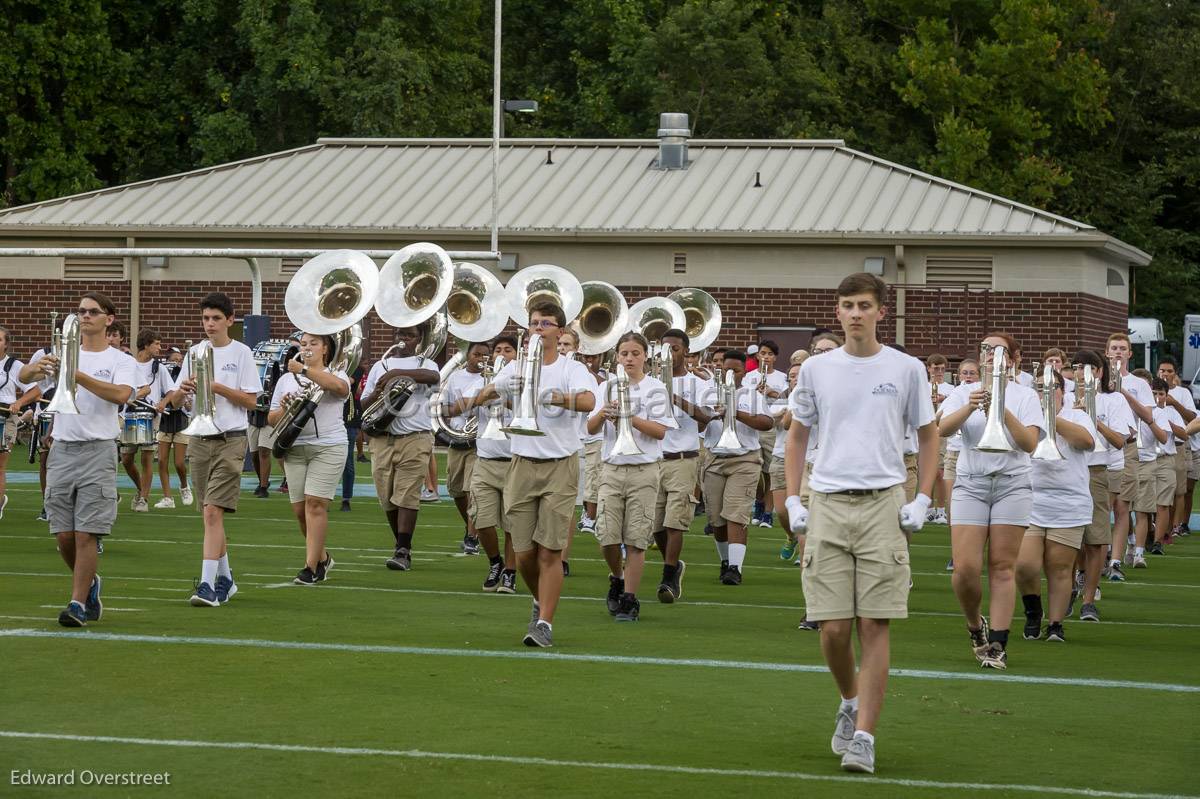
[0,128,1149,364]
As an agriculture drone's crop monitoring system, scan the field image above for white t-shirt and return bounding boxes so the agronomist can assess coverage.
[591,374,673,465]
[362,355,438,435]
[790,346,933,493]
[770,399,790,459]
[1168,386,1197,447]
[580,370,606,444]
[1139,405,1184,461]
[443,369,485,425]
[269,370,351,446]
[0,356,30,404]
[493,354,595,460]
[53,347,138,442]
[705,385,769,456]
[940,380,1044,477]
[1119,373,1153,422]
[1016,371,1035,389]
[663,372,712,454]
[172,340,261,433]
[1030,408,1096,529]
[469,383,512,460]
[27,348,55,394]
[743,368,788,400]
[1075,390,1136,469]
[132,357,157,403]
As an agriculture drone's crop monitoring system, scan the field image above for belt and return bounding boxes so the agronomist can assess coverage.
[385,430,427,439]
[481,456,512,462]
[663,450,699,461]
[195,429,247,442]
[516,454,568,464]
[827,487,892,497]
[1089,464,1107,471]
[712,452,750,460]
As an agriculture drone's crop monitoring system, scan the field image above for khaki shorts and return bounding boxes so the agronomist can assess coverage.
[582,440,603,504]
[1084,465,1112,546]
[768,455,786,492]
[370,432,434,512]
[190,434,247,512]
[654,455,699,532]
[903,452,918,502]
[1174,449,1189,496]
[937,438,947,473]
[759,428,777,475]
[156,431,190,445]
[1134,456,1175,512]
[283,443,345,502]
[446,447,477,499]
[944,449,959,479]
[800,460,813,507]
[1107,469,1123,496]
[1026,524,1084,550]
[802,486,910,621]
[698,443,712,488]
[470,456,510,530]
[1119,442,1139,502]
[247,424,275,452]
[597,461,661,550]
[504,454,579,552]
[703,452,761,528]
[1189,447,1200,482]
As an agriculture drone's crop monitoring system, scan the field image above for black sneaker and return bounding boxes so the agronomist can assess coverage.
[656,563,677,604]
[386,547,412,571]
[562,560,571,577]
[1023,611,1043,640]
[254,485,269,498]
[497,569,517,594]
[721,565,742,586]
[339,499,351,512]
[58,601,87,628]
[1045,622,1066,643]
[1066,588,1079,618]
[294,567,318,585]
[798,616,820,631]
[719,559,729,581]
[606,574,625,616]
[1149,541,1165,555]
[483,561,504,592]
[317,553,334,581]
[615,592,640,622]
[671,560,685,600]
[37,507,48,522]
[461,533,481,555]
[84,575,103,622]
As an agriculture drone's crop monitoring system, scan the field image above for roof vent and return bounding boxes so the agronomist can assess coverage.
[656,113,690,170]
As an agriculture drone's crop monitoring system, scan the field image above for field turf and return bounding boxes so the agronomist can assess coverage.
[0,453,1197,798]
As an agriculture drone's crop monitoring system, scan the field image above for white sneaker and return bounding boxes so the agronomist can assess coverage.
[154,497,176,509]
[180,486,193,506]
[419,486,439,503]
[1133,555,1148,569]
[132,496,149,513]
[832,704,856,755]
[580,516,597,534]
[0,494,7,520]
[925,507,938,523]
[935,509,949,525]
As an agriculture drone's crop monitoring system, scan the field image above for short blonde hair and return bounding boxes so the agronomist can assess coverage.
[790,349,809,366]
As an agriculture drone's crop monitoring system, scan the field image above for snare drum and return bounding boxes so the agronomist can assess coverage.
[120,411,156,447]
[37,411,53,452]
[252,340,295,386]
[0,407,9,453]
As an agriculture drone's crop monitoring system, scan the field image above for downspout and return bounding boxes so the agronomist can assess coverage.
[894,244,906,346]
[244,257,263,315]
[127,236,140,344]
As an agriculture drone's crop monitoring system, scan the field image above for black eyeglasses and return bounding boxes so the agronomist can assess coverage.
[77,308,106,317]
[529,320,559,330]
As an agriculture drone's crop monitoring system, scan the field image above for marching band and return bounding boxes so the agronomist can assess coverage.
[2,247,1198,777]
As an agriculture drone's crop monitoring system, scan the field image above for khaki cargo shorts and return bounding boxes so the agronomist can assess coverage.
[1174,449,1189,496]
[802,485,910,621]
[768,455,786,492]
[1119,443,1140,503]
[703,452,761,528]
[446,447,477,499]
[944,449,959,481]
[1188,447,1200,482]
[1084,465,1112,546]
[1026,524,1084,550]
[504,454,579,553]
[582,439,603,504]
[903,452,918,503]
[597,461,661,551]
[758,428,777,475]
[156,431,190,445]
[370,432,434,512]
[469,456,510,530]
[1106,468,1123,496]
[247,424,275,452]
[190,434,247,512]
[654,455,699,533]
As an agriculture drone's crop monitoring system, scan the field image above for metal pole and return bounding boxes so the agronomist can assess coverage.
[243,257,263,316]
[0,248,500,260]
[491,0,502,258]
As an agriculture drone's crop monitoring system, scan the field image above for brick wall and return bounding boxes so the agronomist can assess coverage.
[0,279,1127,367]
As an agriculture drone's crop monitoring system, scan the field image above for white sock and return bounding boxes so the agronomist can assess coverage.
[714,540,729,561]
[840,696,859,713]
[728,543,747,569]
[1135,546,1145,557]
[853,730,875,746]
[217,554,232,580]
[201,559,218,587]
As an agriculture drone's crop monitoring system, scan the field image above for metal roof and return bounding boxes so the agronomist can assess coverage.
[0,137,1148,260]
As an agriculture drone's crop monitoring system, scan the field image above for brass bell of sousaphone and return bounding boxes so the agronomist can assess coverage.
[375,242,454,330]
[573,281,629,356]
[627,297,686,343]
[504,264,584,328]
[667,288,721,353]
[446,262,509,343]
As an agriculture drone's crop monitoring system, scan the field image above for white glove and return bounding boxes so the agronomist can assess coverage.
[785,495,808,534]
[899,493,932,533]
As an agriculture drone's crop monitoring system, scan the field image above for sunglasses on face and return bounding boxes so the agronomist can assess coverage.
[78,308,106,317]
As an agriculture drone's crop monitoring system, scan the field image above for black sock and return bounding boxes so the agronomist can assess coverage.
[489,555,502,566]
[988,628,1009,647]
[397,533,413,551]
[503,568,515,575]
[1022,594,1043,618]
[662,563,677,580]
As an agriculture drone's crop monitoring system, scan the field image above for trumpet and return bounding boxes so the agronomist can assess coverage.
[713,369,743,453]
[503,331,546,437]
[1031,363,1064,461]
[975,344,1013,453]
[609,364,643,457]
[45,311,80,415]
[478,354,509,441]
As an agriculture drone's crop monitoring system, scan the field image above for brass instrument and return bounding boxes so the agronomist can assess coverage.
[181,340,222,437]
[361,312,448,437]
[650,341,679,430]
[502,332,545,437]
[504,264,584,329]
[666,288,721,353]
[573,281,628,355]
[627,297,685,342]
[1083,365,1106,453]
[430,350,480,444]
[446,262,509,342]
[478,355,509,441]
[713,369,743,453]
[1031,363,1064,461]
[45,312,80,415]
[975,344,1014,453]
[609,364,644,457]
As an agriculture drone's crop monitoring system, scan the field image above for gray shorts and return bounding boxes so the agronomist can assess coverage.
[46,439,119,536]
[951,471,1032,528]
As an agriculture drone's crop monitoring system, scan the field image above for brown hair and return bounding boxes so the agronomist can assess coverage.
[811,332,844,349]
[836,272,887,305]
[84,291,117,316]
[616,331,649,353]
[136,327,162,351]
[106,320,127,339]
[927,353,948,367]
[984,331,1019,356]
[1106,332,1131,346]
[528,302,566,328]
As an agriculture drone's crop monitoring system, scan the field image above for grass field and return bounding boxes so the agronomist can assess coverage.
[1,453,1197,798]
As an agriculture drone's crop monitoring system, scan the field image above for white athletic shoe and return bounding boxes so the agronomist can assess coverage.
[419,486,439,503]
[0,494,7,520]
[132,496,149,513]
[154,497,176,509]
[180,486,194,506]
[934,509,949,525]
